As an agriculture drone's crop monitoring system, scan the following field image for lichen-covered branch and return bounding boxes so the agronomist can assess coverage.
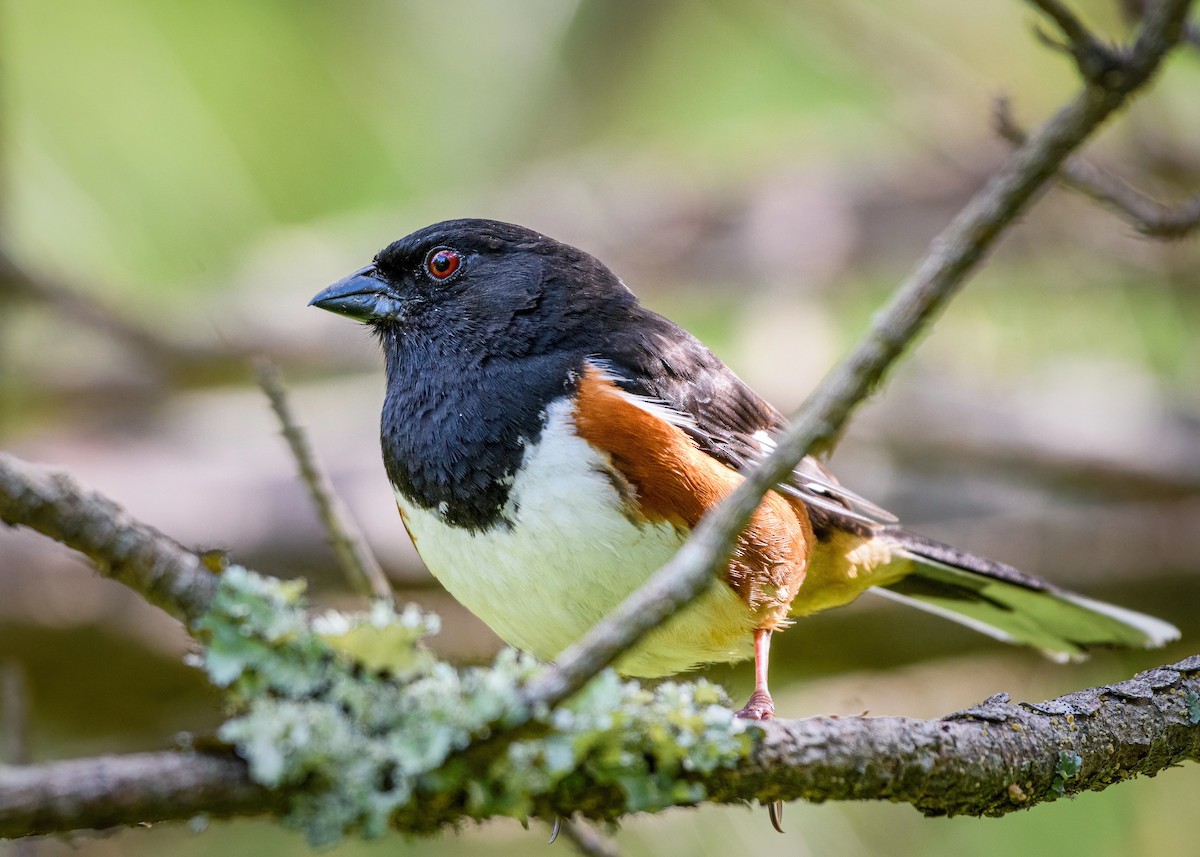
[0,452,219,625]
[3,656,1196,839]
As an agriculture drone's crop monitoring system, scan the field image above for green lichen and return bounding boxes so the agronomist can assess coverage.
[1048,750,1083,797]
[194,566,755,846]
[1185,691,1200,725]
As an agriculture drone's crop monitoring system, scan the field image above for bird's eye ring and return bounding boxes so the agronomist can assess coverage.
[424,248,462,281]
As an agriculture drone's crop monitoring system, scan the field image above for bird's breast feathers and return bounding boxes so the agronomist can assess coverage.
[393,365,811,676]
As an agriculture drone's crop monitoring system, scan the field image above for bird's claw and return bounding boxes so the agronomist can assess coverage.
[735,689,775,721]
[768,800,785,833]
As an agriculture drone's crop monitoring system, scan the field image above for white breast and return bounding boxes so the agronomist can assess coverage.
[394,397,755,677]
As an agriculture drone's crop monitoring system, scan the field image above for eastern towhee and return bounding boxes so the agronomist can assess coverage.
[310,218,1179,721]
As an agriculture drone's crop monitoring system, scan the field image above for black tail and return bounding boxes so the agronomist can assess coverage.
[876,530,1179,661]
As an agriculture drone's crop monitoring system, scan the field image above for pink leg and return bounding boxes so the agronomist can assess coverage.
[735,628,775,720]
[736,629,785,831]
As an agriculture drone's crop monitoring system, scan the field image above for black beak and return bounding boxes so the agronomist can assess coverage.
[309,266,395,322]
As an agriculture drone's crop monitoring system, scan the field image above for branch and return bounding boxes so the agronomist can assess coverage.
[519,0,1195,716]
[1,664,30,768]
[994,97,1200,238]
[555,818,623,857]
[3,657,1196,838]
[0,452,219,625]
[1120,0,1200,50]
[722,657,1200,817]
[254,360,394,603]
[1,664,35,857]
[1026,0,1125,82]
[0,750,283,838]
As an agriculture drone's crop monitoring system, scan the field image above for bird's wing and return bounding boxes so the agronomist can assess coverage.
[591,309,895,531]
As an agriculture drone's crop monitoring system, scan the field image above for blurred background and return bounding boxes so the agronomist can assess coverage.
[2,0,1199,855]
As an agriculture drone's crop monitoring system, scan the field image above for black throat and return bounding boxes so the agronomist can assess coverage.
[379,329,582,531]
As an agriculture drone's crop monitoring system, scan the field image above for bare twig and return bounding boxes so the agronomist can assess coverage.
[556,817,623,857]
[3,656,1197,839]
[254,360,393,604]
[994,97,1200,238]
[0,452,219,625]
[1,664,29,768]
[2,664,36,857]
[518,0,1195,716]
[1029,0,1097,46]
[1026,0,1124,81]
[1120,0,1200,49]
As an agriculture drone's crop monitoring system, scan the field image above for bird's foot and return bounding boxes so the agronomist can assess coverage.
[735,689,784,832]
[735,689,775,721]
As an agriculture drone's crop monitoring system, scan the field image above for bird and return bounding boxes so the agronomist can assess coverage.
[309,218,1180,723]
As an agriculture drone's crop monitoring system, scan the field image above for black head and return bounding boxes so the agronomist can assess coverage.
[310,220,649,529]
[309,219,637,359]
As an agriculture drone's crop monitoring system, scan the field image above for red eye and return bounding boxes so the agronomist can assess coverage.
[425,248,462,280]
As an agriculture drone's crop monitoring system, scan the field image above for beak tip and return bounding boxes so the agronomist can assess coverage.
[308,267,389,321]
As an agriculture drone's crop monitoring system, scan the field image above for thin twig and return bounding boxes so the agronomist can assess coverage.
[556,817,623,857]
[518,0,1195,716]
[994,96,1200,238]
[1120,0,1200,49]
[3,656,1197,838]
[2,664,36,857]
[0,452,219,625]
[1026,0,1125,81]
[1,664,29,767]
[254,359,393,603]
